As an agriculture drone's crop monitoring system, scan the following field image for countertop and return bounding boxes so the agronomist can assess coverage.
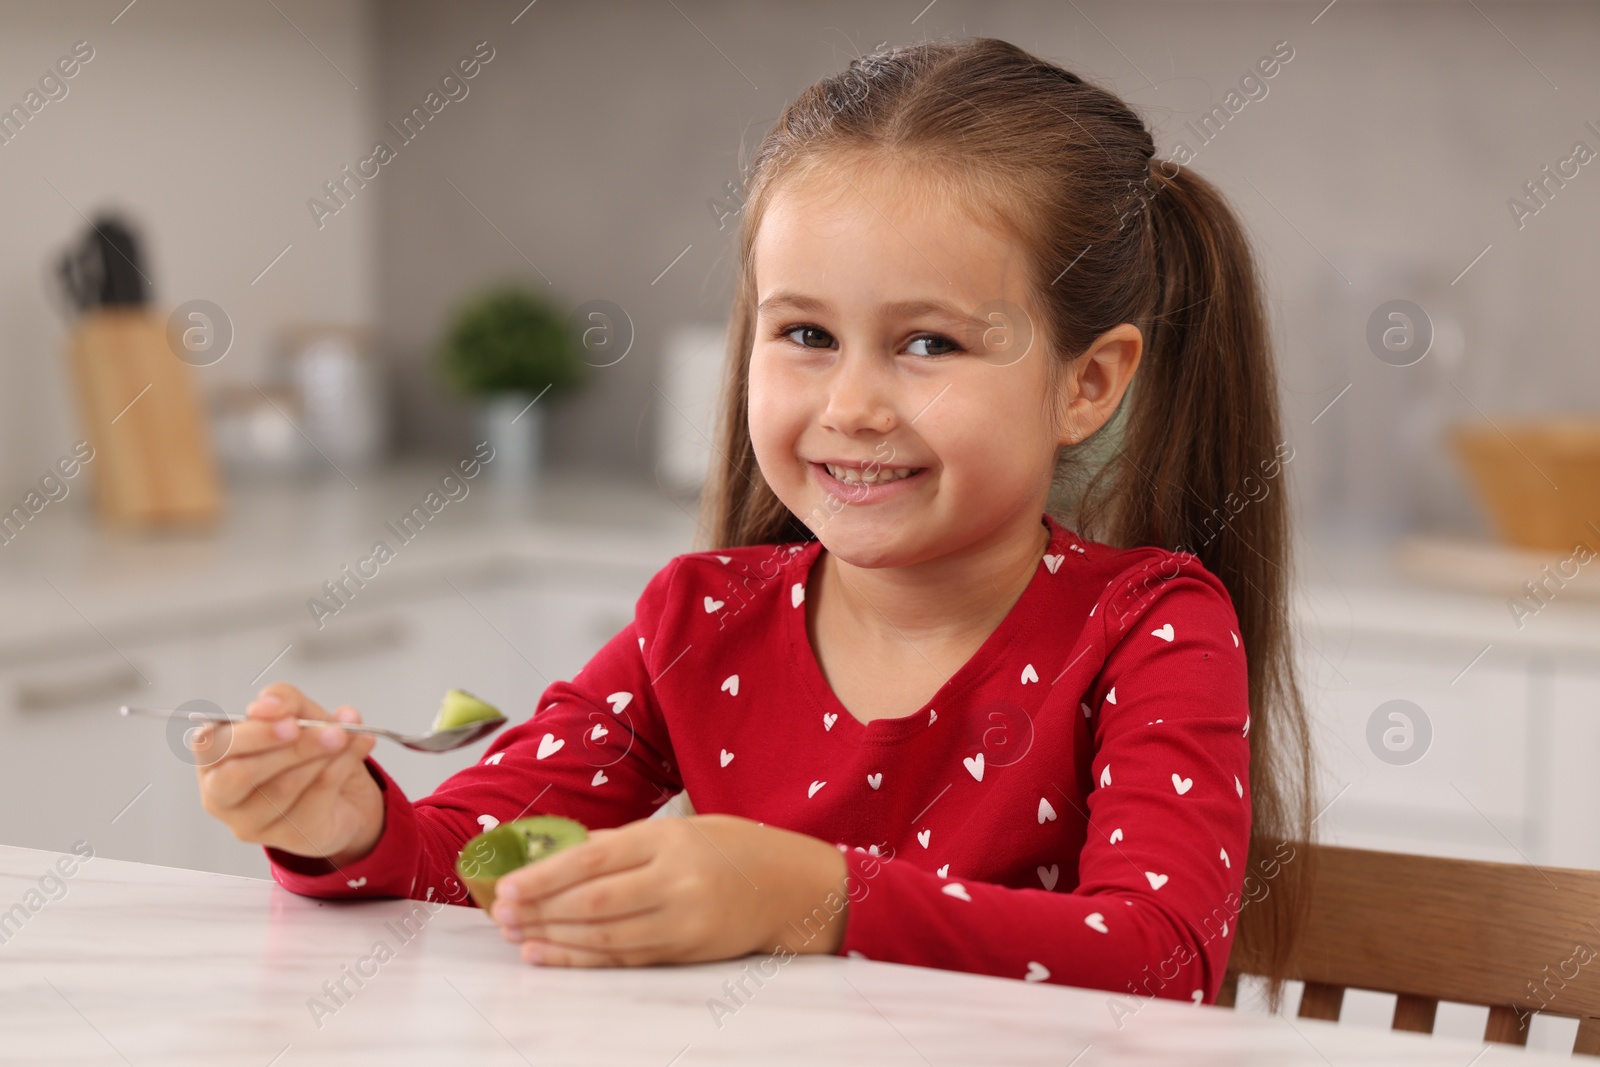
[0,842,1568,1066]
[2,462,1597,668]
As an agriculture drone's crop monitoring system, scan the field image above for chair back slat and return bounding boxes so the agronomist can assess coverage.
[1574,1017,1600,1055]
[1486,1004,1532,1046]
[1391,994,1438,1034]
[1298,982,1344,1021]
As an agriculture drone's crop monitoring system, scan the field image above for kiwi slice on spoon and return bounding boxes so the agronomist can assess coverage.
[456,815,588,911]
[433,688,504,733]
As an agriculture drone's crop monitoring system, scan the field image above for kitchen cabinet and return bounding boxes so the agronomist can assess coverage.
[1543,665,1600,869]
[0,634,210,871]
[1295,624,1600,873]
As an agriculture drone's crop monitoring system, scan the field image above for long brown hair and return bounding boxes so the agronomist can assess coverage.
[695,36,1314,1008]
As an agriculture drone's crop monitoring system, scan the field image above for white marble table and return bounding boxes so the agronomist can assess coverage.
[0,845,1572,1066]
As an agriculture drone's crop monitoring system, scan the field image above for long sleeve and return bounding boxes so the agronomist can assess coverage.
[832,556,1252,1004]
[266,558,688,907]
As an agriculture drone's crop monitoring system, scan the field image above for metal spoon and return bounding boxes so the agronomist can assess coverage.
[118,705,508,753]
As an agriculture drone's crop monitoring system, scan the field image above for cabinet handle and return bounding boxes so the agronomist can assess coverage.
[293,617,409,664]
[16,663,147,712]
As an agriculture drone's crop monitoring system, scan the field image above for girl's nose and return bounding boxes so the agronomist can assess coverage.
[819,350,898,436]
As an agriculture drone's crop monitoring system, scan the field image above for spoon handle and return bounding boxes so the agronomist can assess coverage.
[118,706,396,739]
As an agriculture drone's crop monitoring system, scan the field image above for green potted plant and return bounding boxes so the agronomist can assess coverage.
[437,284,588,481]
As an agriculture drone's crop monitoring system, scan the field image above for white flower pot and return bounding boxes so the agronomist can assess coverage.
[478,393,545,483]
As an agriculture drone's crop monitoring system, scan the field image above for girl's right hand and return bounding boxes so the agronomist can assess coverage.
[194,682,385,866]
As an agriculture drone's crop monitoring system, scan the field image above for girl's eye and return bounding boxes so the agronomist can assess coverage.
[780,324,836,349]
[906,334,962,358]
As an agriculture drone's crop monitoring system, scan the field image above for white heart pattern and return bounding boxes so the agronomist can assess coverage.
[1024,961,1050,982]
[1151,623,1175,642]
[1084,912,1109,934]
[638,636,645,651]
[536,733,563,759]
[591,769,608,786]
[1231,629,1239,647]
[1080,701,1092,719]
[1105,686,1117,705]
[1020,663,1038,684]
[720,749,734,767]
[1172,773,1193,795]
[590,723,608,741]
[1235,775,1243,797]
[963,753,985,782]
[1109,827,1123,845]
[477,814,499,830]
[1219,847,1230,868]
[928,709,938,725]
[1145,871,1169,890]
[866,773,882,790]
[936,864,950,878]
[808,780,826,798]
[823,713,838,731]
[1038,797,1057,824]
[1042,553,1065,574]
[1099,764,1111,788]
[346,877,367,889]
[791,582,805,607]
[1192,990,1205,1004]
[721,674,739,696]
[483,752,505,766]
[606,692,632,715]
[1243,714,1250,738]
[917,829,931,848]
[715,555,731,564]
[704,596,724,613]
[1038,864,1059,890]
[941,882,971,902]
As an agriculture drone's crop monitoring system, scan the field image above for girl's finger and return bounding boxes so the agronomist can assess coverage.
[496,824,652,905]
[510,904,668,957]
[519,928,669,969]
[231,753,340,836]
[204,725,348,810]
[496,861,664,927]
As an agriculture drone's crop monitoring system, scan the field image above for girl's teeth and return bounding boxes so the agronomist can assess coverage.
[825,463,918,486]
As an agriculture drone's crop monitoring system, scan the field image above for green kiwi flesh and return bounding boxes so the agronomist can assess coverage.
[433,688,505,732]
[456,815,588,911]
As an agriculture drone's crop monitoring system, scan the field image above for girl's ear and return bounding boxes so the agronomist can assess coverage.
[1053,323,1143,445]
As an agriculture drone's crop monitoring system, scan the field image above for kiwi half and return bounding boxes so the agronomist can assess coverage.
[433,688,505,733]
[456,815,588,911]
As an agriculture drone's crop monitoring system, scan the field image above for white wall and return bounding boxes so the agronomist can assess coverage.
[0,0,376,495]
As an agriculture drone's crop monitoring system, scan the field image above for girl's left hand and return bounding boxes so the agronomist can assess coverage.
[487,813,851,967]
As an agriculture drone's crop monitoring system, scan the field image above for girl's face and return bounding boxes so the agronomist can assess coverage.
[747,161,1074,568]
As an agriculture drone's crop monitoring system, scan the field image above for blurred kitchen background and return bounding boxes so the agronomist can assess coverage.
[2,0,1598,986]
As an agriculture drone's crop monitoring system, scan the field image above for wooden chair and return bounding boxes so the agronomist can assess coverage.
[1218,845,1600,1056]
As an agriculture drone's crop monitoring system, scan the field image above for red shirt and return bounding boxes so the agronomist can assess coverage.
[267,512,1252,1003]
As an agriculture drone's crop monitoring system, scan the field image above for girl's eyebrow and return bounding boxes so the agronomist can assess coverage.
[757,290,984,327]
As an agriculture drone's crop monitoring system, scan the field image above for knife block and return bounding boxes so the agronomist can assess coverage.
[64,308,223,527]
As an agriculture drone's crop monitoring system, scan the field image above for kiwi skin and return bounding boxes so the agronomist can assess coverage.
[457,815,588,911]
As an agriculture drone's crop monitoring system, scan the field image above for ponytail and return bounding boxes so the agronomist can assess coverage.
[1066,159,1316,1005]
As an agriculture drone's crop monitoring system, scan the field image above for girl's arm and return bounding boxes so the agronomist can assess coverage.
[264,559,689,906]
[828,564,1256,1006]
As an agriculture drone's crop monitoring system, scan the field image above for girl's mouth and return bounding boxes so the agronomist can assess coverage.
[810,461,929,502]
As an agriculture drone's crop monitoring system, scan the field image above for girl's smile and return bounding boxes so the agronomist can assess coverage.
[808,459,930,504]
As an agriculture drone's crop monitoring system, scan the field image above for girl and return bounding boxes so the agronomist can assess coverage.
[197,36,1313,1009]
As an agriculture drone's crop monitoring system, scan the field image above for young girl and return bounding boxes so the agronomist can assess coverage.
[197,36,1313,1009]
